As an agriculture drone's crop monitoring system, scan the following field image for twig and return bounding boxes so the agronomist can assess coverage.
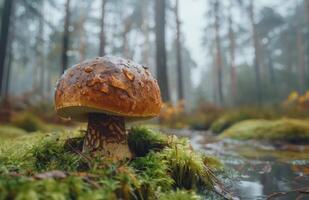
[267,187,309,200]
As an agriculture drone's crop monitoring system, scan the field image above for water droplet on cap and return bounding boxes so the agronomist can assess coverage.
[84,66,93,73]
[138,80,144,87]
[109,76,128,91]
[100,83,109,93]
[131,101,137,110]
[122,68,135,81]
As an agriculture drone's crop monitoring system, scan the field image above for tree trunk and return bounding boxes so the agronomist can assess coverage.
[228,8,237,105]
[297,28,305,93]
[155,0,170,102]
[36,3,45,100]
[305,0,309,27]
[3,0,16,102]
[304,0,309,85]
[0,0,13,97]
[122,18,132,59]
[99,0,107,56]
[79,10,86,61]
[175,0,184,101]
[249,0,262,105]
[141,0,151,67]
[61,0,71,75]
[214,0,224,105]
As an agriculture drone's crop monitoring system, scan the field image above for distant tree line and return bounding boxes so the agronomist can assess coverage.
[0,0,194,106]
[201,0,309,106]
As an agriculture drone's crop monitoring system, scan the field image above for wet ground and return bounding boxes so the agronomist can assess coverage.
[163,129,309,200]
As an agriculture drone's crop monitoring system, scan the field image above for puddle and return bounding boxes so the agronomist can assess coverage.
[167,129,309,200]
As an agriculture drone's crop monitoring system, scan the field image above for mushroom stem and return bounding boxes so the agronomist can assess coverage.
[83,113,132,161]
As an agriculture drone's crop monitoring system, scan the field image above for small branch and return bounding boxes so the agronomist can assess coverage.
[267,187,309,200]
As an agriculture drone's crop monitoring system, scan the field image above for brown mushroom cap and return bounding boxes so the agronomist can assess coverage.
[55,56,162,121]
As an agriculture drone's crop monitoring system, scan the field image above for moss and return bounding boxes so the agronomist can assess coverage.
[0,125,27,139]
[162,146,215,190]
[32,136,87,172]
[130,152,174,198]
[221,118,309,144]
[11,112,48,132]
[10,112,65,133]
[210,112,251,134]
[128,126,169,157]
[238,146,309,161]
[209,107,280,134]
[159,190,201,200]
[0,127,224,199]
[188,114,219,131]
[202,155,223,171]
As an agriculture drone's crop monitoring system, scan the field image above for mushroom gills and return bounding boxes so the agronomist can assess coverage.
[83,113,132,160]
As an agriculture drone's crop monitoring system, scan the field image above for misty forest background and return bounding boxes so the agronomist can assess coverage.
[0,0,309,110]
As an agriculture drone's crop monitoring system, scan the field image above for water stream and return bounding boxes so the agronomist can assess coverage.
[163,129,309,200]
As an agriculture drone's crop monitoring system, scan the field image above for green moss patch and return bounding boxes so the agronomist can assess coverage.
[221,118,309,144]
[10,112,65,133]
[159,190,201,200]
[0,125,27,140]
[0,127,224,199]
[210,107,278,134]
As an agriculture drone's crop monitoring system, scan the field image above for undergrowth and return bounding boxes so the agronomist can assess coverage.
[0,126,223,199]
[221,118,309,144]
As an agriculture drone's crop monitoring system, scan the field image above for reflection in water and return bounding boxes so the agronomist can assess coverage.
[237,181,263,200]
[179,130,309,200]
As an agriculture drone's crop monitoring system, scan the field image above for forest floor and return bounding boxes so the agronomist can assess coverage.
[0,104,309,199]
[0,122,228,200]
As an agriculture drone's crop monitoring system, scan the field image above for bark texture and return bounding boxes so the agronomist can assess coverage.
[155,0,170,102]
[61,0,71,75]
[0,0,13,96]
[214,0,224,105]
[249,0,262,105]
[99,0,107,56]
[175,0,184,101]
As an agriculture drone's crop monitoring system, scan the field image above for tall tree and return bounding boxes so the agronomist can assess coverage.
[214,0,224,105]
[304,0,309,84]
[99,0,107,56]
[297,27,305,93]
[228,3,237,104]
[175,0,184,100]
[61,0,71,74]
[0,0,13,97]
[248,0,262,105]
[141,0,151,67]
[35,1,46,100]
[3,0,16,101]
[122,16,133,58]
[305,0,309,27]
[155,0,170,102]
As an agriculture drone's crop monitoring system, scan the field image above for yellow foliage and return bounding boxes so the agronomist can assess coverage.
[283,90,309,110]
[159,100,186,128]
[287,91,299,102]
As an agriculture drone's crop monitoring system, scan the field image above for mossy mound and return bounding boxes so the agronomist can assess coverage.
[210,111,256,134]
[11,112,48,132]
[10,112,65,133]
[0,125,27,139]
[210,108,277,134]
[0,127,223,199]
[188,114,219,131]
[221,118,309,144]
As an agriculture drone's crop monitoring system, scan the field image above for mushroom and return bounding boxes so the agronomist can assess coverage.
[55,56,162,161]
